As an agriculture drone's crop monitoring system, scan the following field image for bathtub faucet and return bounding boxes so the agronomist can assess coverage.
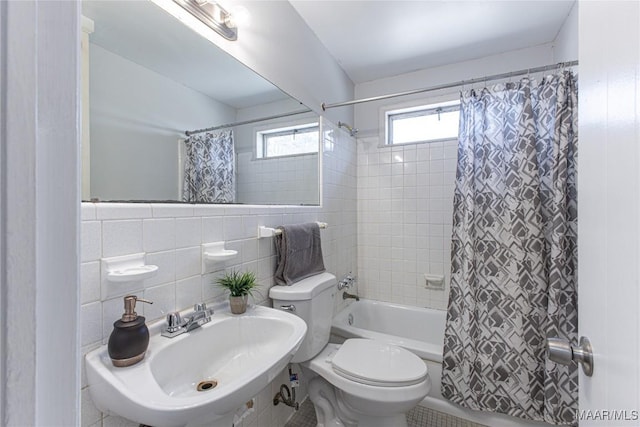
[343,291,360,302]
[338,273,356,290]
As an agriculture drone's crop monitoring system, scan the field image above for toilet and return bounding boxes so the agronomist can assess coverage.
[269,272,430,427]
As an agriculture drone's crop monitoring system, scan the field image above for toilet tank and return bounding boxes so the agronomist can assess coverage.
[269,273,337,363]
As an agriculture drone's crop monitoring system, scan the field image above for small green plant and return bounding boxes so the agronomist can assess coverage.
[216,270,257,297]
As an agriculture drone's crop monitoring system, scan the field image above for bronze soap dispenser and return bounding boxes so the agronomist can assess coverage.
[108,295,153,367]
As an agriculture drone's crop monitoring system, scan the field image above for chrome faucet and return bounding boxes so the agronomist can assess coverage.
[342,291,360,302]
[185,303,213,331]
[162,303,214,338]
[337,273,356,290]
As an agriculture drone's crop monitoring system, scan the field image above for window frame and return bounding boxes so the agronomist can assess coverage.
[384,99,461,146]
[255,122,320,160]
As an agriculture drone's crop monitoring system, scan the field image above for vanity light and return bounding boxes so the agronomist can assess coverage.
[172,0,238,41]
[225,5,250,29]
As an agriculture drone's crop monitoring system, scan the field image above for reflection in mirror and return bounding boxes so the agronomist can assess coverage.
[81,0,320,205]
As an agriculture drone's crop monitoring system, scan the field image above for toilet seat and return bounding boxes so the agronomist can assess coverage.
[304,342,431,422]
[331,339,427,387]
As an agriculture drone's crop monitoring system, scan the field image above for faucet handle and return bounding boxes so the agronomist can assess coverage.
[166,312,185,333]
[194,302,214,315]
[338,273,357,290]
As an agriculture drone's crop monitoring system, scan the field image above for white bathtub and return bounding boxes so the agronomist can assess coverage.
[331,299,552,427]
[332,299,445,362]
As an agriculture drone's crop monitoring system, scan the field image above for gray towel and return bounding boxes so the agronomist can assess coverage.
[274,223,326,286]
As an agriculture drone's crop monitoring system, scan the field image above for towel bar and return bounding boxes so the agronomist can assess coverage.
[258,222,328,239]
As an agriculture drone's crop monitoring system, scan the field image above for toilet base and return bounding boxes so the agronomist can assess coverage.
[308,375,356,427]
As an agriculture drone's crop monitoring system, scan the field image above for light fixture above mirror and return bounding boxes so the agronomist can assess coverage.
[173,0,237,40]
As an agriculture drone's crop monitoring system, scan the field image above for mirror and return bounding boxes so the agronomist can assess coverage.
[81,0,320,205]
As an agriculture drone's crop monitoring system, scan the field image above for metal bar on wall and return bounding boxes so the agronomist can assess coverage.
[185,108,312,136]
[321,60,579,110]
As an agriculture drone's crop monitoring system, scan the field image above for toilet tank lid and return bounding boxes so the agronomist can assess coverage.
[268,272,336,301]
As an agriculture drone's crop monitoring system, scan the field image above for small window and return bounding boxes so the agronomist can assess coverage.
[386,101,460,145]
[256,123,319,159]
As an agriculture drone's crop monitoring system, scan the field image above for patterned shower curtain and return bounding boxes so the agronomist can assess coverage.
[441,71,578,425]
[182,130,235,203]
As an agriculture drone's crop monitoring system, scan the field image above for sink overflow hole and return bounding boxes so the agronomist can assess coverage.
[197,380,218,392]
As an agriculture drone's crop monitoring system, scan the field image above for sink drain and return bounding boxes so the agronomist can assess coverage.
[196,380,218,392]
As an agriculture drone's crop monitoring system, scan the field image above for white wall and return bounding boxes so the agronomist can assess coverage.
[89,43,236,201]
[1,1,80,425]
[353,43,576,310]
[553,1,579,63]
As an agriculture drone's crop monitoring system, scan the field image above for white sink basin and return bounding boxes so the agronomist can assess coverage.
[85,305,307,427]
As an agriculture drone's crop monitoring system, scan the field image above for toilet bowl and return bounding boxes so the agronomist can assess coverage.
[303,341,430,427]
[269,273,430,427]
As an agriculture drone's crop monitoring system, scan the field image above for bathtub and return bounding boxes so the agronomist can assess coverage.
[331,299,552,427]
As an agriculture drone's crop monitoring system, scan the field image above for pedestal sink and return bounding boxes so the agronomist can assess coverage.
[85,304,307,427]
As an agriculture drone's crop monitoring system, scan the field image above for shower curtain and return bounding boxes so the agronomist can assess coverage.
[441,71,578,425]
[182,130,235,203]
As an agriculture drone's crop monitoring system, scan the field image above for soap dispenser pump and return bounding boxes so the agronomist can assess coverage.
[108,295,153,367]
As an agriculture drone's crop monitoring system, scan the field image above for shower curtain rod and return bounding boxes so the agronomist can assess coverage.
[185,108,313,136]
[321,60,578,111]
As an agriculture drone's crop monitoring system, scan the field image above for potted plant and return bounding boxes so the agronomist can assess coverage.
[216,270,257,314]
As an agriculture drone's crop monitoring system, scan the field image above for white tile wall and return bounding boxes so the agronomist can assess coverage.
[80,120,356,426]
[142,218,175,253]
[101,220,143,258]
[81,221,102,262]
[236,152,320,205]
[356,138,458,310]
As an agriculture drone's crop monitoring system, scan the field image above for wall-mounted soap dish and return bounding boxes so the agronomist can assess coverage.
[202,242,238,261]
[107,265,159,282]
[204,250,237,262]
[101,253,159,299]
[202,242,238,273]
[424,273,445,290]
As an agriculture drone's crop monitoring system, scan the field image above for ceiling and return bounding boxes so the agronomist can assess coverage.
[290,0,576,84]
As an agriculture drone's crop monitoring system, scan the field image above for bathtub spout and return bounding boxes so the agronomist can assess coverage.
[342,291,359,301]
